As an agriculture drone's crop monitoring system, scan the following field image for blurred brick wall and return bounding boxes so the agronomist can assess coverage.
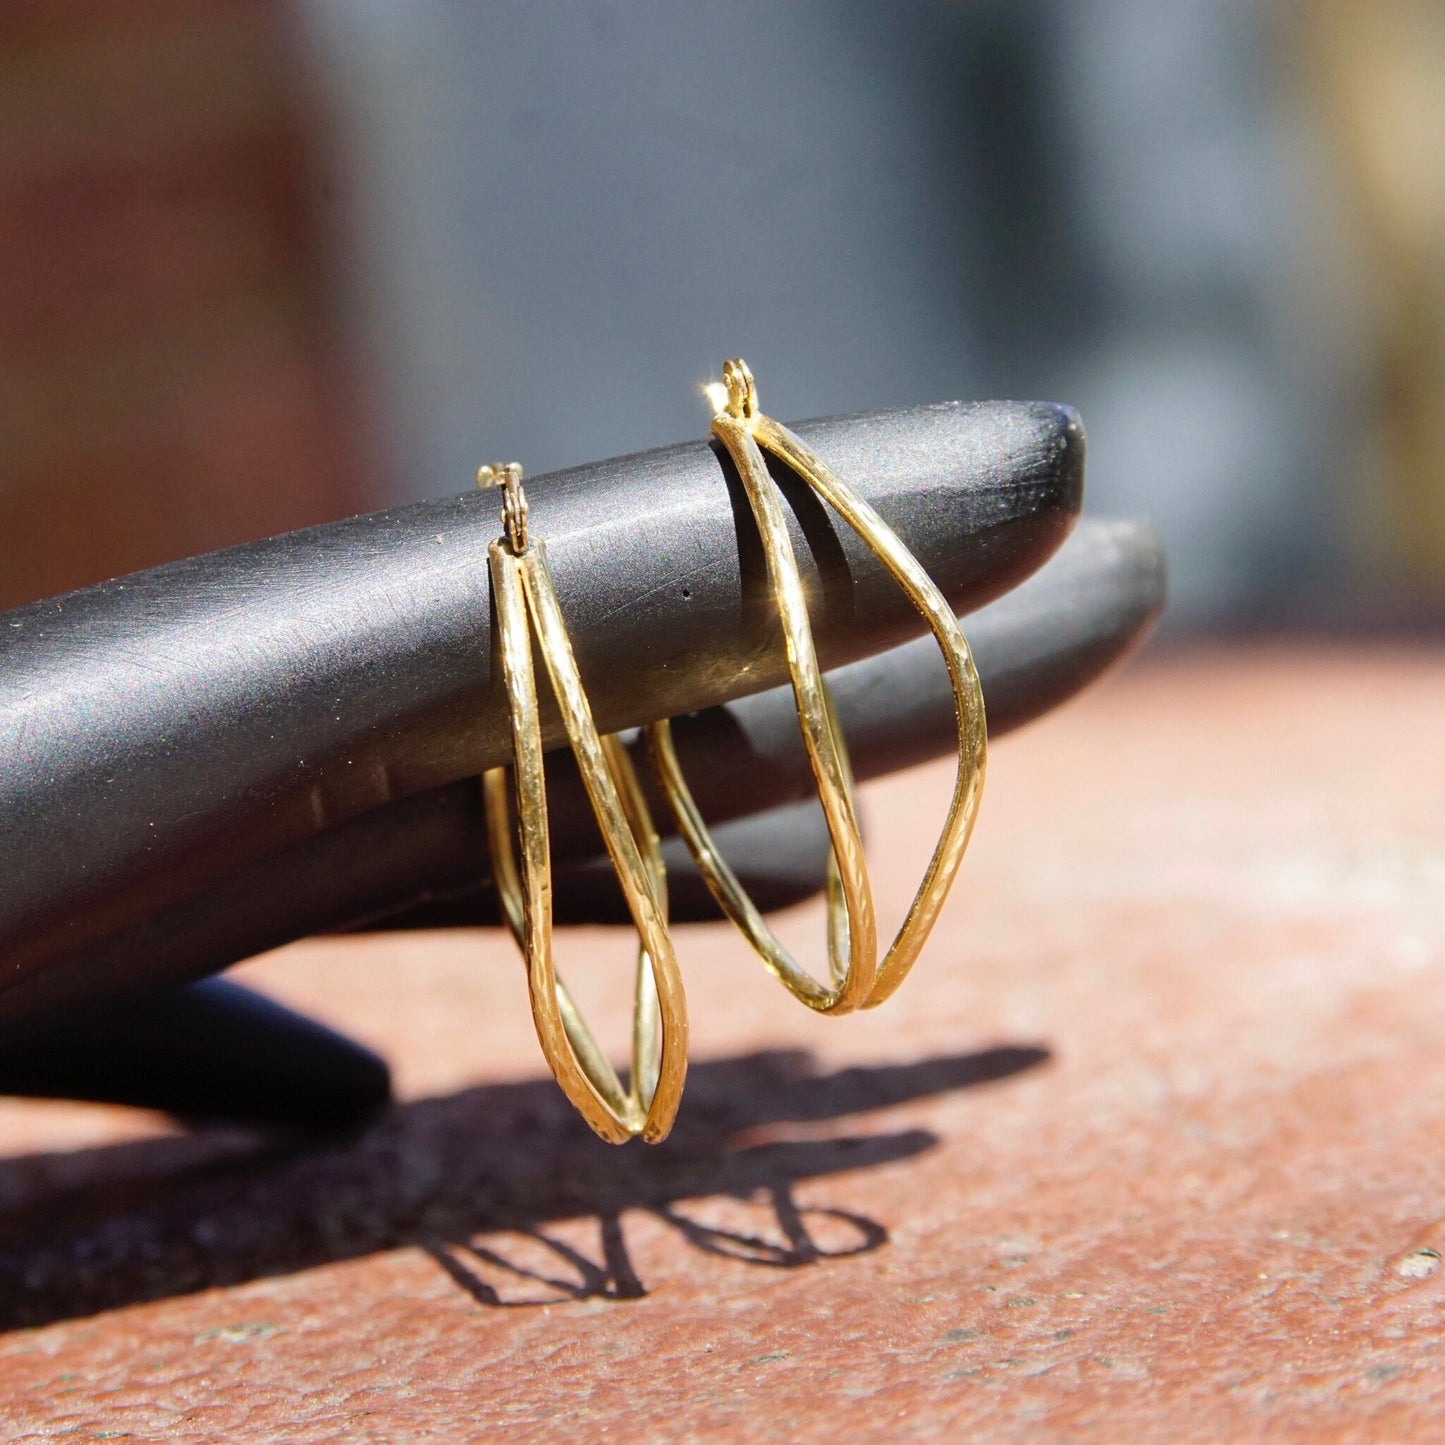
[0,0,380,610]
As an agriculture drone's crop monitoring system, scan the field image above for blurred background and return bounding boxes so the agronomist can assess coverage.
[1,0,1442,628]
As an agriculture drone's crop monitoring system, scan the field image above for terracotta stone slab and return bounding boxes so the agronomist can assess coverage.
[2,645,1443,1442]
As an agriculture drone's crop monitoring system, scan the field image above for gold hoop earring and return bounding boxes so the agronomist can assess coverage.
[478,463,687,1143]
[644,360,987,1014]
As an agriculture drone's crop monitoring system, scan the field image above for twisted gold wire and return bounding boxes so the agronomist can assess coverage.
[645,360,987,1013]
[479,463,687,1143]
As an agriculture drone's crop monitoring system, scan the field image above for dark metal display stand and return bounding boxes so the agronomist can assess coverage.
[0,401,1164,1126]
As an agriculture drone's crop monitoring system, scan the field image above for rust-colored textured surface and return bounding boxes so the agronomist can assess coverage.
[2,646,1443,1442]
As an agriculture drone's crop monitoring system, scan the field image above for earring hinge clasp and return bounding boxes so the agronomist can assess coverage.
[478,461,529,554]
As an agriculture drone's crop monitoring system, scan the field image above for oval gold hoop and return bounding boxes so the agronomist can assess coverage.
[644,361,987,1014]
[479,464,688,1143]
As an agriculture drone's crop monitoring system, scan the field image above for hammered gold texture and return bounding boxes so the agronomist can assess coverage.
[483,534,685,1144]
[648,361,986,1017]
[3,647,1445,1442]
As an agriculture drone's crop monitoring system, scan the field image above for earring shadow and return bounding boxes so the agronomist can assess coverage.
[0,1044,1047,1326]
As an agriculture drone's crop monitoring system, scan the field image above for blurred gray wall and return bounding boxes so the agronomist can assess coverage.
[301,0,1347,627]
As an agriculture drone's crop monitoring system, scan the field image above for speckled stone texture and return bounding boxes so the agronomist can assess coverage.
[1,645,1443,1443]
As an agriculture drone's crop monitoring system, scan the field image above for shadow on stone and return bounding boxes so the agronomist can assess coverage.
[0,1044,1048,1325]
